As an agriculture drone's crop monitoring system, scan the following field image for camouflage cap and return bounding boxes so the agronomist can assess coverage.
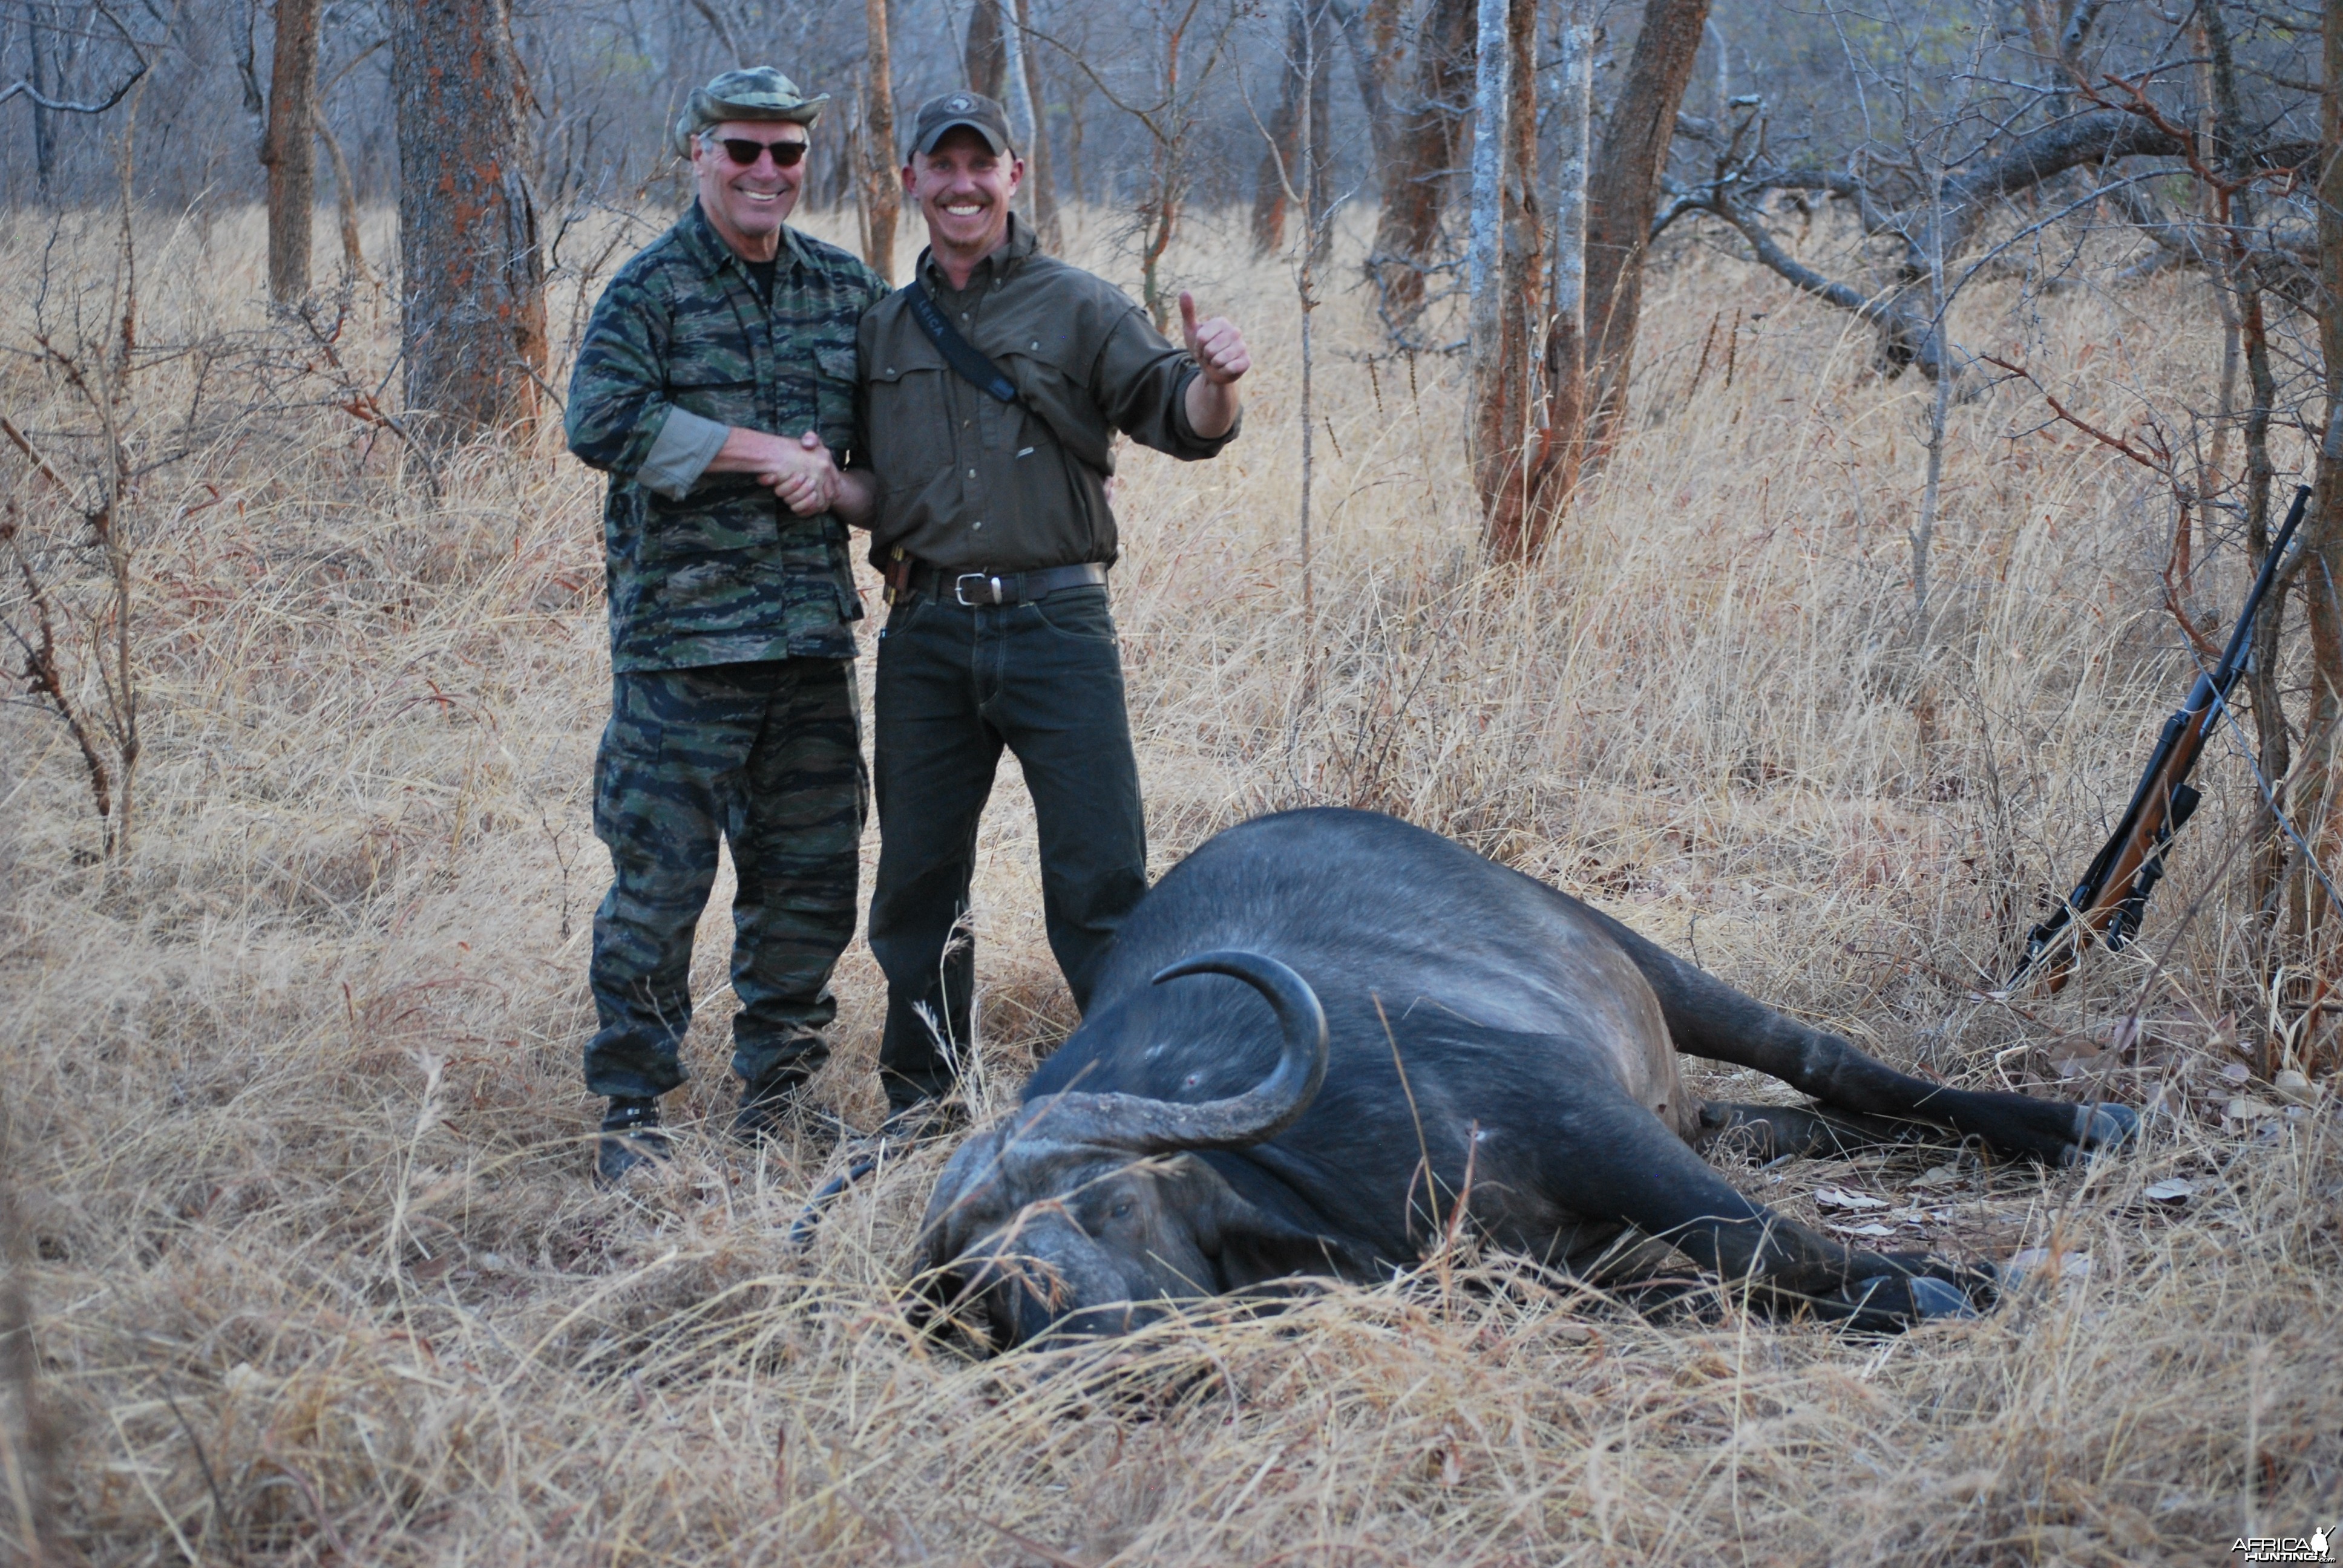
[906,91,1014,159]
[672,67,828,158]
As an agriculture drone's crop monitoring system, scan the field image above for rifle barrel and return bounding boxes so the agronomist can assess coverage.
[2008,483,2313,990]
[2207,485,2311,701]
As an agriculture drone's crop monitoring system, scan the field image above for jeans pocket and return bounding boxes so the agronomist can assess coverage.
[1030,585,1118,644]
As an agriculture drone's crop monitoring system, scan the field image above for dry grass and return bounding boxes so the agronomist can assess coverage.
[1,198,2337,1566]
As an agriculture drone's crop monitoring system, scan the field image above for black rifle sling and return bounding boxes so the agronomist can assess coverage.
[897,281,1095,468]
[901,283,1021,405]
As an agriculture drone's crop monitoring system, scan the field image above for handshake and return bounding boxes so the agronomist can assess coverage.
[756,427,848,517]
[712,426,867,520]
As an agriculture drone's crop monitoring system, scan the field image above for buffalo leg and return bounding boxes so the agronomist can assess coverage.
[1693,1100,1930,1162]
[1583,906,2137,1165]
[1536,1073,1990,1329]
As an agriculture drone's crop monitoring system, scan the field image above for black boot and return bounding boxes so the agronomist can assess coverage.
[595,1096,669,1187]
[734,1079,847,1152]
[876,1096,969,1148]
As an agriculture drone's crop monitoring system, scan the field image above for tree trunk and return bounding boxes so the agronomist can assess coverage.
[313,102,372,282]
[1368,0,1473,328]
[1468,0,1540,557]
[390,0,547,439]
[1009,0,1060,247]
[1582,0,1711,450]
[862,0,900,279]
[1534,0,1594,530]
[965,0,1008,100]
[2198,0,2294,929]
[1331,0,1402,200]
[262,0,322,304]
[2290,0,2343,963]
[1252,1,1334,259]
[1251,4,1307,255]
[28,9,57,203]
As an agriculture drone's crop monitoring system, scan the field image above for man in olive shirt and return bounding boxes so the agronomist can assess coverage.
[831,92,1252,1122]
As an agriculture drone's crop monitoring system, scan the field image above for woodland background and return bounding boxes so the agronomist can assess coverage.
[3,0,2342,1563]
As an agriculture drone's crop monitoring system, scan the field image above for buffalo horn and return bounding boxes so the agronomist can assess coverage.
[1029,950,1329,1153]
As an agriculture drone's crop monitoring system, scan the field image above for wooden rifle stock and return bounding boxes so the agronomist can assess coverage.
[2010,486,2310,992]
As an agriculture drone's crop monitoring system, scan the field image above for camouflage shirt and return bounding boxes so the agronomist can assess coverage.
[567,203,889,671]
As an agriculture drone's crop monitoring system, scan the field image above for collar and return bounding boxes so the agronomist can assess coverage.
[919,213,1035,295]
[680,200,813,281]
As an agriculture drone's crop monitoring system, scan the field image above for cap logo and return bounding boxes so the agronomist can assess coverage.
[949,95,972,111]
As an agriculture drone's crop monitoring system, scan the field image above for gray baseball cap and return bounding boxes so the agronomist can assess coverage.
[672,67,828,158]
[906,91,1014,158]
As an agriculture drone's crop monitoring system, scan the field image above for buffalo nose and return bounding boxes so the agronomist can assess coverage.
[945,1249,1071,1350]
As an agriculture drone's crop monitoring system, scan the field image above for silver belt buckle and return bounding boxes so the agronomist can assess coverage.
[954,573,1004,606]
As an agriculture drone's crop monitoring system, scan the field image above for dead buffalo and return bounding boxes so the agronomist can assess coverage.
[913,808,2135,1347]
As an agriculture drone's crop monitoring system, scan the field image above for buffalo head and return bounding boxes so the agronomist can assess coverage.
[911,950,1339,1352]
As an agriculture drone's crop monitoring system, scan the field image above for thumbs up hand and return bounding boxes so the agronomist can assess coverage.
[1179,290,1251,387]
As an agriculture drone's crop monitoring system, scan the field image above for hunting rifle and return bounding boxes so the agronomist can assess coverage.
[2008,484,2310,993]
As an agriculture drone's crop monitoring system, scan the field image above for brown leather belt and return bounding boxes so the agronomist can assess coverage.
[885,557,1108,607]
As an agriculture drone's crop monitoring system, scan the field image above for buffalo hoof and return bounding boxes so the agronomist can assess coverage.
[1902,1275,1978,1319]
[2060,1102,2140,1165]
[1830,1261,1994,1331]
[1837,1275,1979,1331]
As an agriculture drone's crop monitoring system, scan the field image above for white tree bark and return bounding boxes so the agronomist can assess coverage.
[999,0,1040,225]
[1547,4,1591,342]
[1467,0,1509,409]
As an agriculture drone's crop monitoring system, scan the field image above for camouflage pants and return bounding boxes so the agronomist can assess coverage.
[585,658,866,1100]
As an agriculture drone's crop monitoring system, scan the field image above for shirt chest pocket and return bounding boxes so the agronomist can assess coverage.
[666,373,760,433]
[865,353,955,491]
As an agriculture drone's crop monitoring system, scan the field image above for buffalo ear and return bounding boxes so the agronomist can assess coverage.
[1166,1156,1348,1289]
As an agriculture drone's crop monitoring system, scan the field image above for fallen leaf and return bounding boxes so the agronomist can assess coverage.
[2272,1070,2321,1107]
[2053,1048,2114,1082]
[1813,1186,1889,1210]
[1830,1221,1895,1238]
[2219,1062,2252,1085]
[1910,1164,1965,1189]
[2142,1177,2194,1204]
[2008,1248,2091,1281]
[2226,1097,2280,1121]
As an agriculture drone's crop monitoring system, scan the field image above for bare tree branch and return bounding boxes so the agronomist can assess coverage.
[0,60,148,115]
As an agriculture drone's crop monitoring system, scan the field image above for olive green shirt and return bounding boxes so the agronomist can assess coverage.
[855,218,1239,575]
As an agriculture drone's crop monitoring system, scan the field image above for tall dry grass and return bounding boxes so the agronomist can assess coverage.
[0,198,2336,1565]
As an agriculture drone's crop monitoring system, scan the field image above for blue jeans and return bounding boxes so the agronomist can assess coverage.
[868,583,1147,1109]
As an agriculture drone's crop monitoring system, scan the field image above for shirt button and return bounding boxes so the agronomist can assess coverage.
[960,312,970,322]
[967,468,977,479]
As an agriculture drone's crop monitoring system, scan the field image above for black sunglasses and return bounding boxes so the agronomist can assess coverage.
[714,136,808,168]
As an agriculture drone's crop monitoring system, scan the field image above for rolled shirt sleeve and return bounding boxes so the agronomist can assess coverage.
[566,271,716,485]
[1092,307,1240,462]
[638,407,730,500]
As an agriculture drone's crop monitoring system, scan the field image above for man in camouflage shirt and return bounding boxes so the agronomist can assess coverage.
[566,67,888,1185]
